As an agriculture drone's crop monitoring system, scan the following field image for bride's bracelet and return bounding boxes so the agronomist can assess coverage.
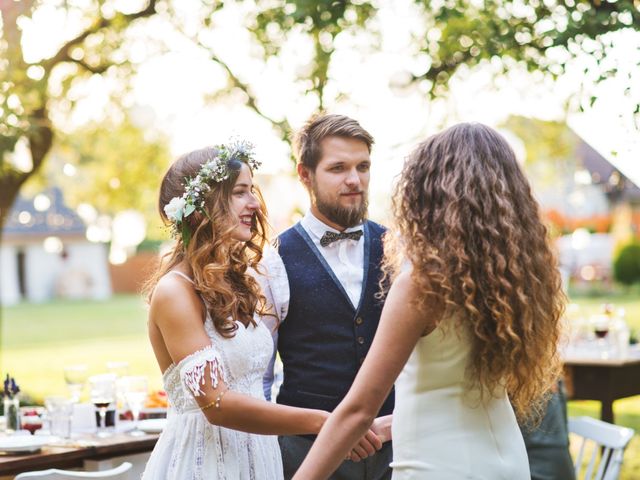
[201,387,229,411]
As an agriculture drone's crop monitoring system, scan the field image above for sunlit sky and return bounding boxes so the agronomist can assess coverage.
[16,0,640,222]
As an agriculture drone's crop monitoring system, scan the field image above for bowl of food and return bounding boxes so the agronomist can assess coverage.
[140,390,168,419]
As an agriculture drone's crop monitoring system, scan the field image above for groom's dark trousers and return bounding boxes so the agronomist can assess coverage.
[279,435,392,480]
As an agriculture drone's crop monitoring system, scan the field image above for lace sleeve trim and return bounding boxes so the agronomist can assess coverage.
[178,345,226,397]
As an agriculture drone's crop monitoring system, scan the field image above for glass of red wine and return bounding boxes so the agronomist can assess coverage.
[89,374,117,438]
[592,314,610,359]
[20,407,44,435]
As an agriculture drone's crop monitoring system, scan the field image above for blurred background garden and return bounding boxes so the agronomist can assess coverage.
[1,0,640,477]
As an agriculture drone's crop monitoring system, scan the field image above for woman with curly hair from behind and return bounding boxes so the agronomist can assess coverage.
[294,123,565,479]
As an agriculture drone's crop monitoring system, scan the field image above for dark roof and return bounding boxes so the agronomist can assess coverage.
[2,187,86,238]
[576,139,640,203]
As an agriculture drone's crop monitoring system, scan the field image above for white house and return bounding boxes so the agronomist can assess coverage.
[0,188,111,306]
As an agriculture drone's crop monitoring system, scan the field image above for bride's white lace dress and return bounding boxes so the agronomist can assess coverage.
[141,290,283,479]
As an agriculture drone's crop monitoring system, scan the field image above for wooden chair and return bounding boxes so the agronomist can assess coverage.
[569,416,634,480]
[14,462,132,479]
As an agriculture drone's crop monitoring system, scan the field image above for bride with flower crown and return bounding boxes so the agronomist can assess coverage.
[141,140,381,479]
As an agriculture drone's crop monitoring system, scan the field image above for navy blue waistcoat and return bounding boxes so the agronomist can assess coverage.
[276,220,394,416]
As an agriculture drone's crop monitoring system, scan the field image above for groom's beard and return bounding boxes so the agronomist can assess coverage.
[311,179,369,229]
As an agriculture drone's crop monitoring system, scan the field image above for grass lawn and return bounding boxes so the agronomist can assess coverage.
[1,292,639,477]
[0,295,163,399]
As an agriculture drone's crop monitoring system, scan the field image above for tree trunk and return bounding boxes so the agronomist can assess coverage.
[0,107,53,238]
[0,178,23,236]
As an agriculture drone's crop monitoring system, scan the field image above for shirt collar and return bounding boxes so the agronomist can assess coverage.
[301,210,364,242]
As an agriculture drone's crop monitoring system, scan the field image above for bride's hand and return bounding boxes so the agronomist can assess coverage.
[345,429,382,462]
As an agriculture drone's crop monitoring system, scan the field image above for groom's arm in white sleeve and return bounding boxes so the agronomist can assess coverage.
[251,246,289,401]
[262,316,279,401]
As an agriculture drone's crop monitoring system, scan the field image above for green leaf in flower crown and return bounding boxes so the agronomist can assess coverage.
[184,203,196,217]
[182,222,192,248]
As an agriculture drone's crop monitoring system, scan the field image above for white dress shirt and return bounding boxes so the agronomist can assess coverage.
[300,211,365,307]
[257,210,366,400]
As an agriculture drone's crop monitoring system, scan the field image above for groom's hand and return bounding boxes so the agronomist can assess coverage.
[346,429,382,462]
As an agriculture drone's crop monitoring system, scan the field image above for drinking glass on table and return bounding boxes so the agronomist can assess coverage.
[64,364,88,403]
[44,397,73,439]
[106,362,130,409]
[89,374,117,438]
[119,376,148,436]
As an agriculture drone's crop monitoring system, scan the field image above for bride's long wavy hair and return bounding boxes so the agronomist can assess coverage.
[144,146,270,337]
[383,123,565,421]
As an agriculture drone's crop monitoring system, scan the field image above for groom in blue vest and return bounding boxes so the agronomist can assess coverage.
[261,114,393,479]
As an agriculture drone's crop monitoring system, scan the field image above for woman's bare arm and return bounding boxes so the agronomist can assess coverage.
[293,271,431,479]
[150,273,382,458]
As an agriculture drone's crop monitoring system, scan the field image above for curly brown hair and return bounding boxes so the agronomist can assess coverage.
[143,146,270,338]
[384,123,565,421]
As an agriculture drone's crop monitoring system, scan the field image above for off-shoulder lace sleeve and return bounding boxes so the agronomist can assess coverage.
[178,345,227,397]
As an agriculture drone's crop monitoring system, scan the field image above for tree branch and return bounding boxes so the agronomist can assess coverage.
[173,21,293,145]
[43,0,158,71]
[68,57,112,74]
[210,51,292,143]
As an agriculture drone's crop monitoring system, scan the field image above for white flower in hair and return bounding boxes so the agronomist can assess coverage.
[164,196,186,222]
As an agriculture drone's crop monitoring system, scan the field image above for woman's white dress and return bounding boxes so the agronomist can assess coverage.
[390,313,531,479]
[142,278,283,479]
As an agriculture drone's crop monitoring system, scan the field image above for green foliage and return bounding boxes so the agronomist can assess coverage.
[2,0,639,229]
[46,116,171,240]
[413,0,640,107]
[614,242,640,285]
[250,1,378,107]
[0,0,160,227]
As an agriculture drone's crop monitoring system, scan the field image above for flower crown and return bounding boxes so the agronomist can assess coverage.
[163,138,261,246]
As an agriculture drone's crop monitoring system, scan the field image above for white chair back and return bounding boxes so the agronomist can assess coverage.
[569,416,634,480]
[15,462,132,479]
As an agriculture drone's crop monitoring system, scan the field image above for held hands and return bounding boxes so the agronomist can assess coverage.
[345,429,382,462]
[345,415,392,461]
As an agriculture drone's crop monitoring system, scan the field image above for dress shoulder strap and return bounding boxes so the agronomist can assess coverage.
[169,270,195,284]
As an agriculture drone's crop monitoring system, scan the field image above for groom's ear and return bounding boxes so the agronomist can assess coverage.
[297,163,312,189]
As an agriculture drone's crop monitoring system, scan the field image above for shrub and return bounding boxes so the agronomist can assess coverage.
[613,242,640,285]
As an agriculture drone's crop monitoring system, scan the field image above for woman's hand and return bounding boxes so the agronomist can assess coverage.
[345,429,382,462]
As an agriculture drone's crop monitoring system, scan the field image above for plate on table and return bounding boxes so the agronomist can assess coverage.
[139,407,167,419]
[137,418,167,434]
[0,435,51,454]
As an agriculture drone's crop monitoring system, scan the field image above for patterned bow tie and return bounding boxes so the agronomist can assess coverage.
[320,230,363,247]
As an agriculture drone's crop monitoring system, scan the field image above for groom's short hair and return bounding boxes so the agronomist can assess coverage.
[293,114,374,171]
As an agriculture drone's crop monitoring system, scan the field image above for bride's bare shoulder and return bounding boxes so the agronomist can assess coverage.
[149,273,204,327]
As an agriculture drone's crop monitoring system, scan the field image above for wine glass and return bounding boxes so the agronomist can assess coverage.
[20,407,45,435]
[592,314,611,359]
[89,374,116,438]
[64,364,88,403]
[106,361,130,378]
[120,376,148,436]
